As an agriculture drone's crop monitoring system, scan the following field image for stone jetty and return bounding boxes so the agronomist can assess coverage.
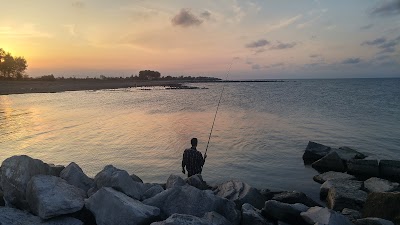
[0,142,399,225]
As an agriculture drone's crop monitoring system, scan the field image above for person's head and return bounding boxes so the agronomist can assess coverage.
[191,138,198,147]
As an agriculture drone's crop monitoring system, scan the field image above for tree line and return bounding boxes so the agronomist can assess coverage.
[0,48,28,80]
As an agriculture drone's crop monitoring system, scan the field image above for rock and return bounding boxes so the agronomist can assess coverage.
[0,191,4,206]
[261,200,309,225]
[300,206,353,225]
[241,203,271,225]
[303,141,331,164]
[379,160,400,182]
[185,174,209,190]
[260,189,274,200]
[143,185,240,225]
[342,208,362,222]
[1,155,56,209]
[130,173,143,183]
[362,192,400,224]
[354,217,395,225]
[86,187,160,225]
[166,174,186,189]
[320,179,363,199]
[0,207,83,225]
[142,185,165,201]
[202,211,233,225]
[26,175,86,219]
[312,151,346,172]
[150,213,210,225]
[90,165,145,199]
[60,162,94,193]
[347,159,379,178]
[336,146,367,161]
[48,164,65,176]
[313,171,356,184]
[214,180,265,209]
[272,191,321,207]
[327,186,368,211]
[364,177,399,193]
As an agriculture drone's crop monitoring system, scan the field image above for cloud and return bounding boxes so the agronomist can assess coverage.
[0,24,52,38]
[270,42,297,50]
[245,39,270,48]
[252,64,261,70]
[362,37,387,46]
[200,10,211,20]
[265,63,285,68]
[362,36,400,54]
[360,24,374,30]
[309,54,321,58]
[267,15,303,32]
[171,8,203,27]
[370,0,400,16]
[72,1,85,9]
[342,58,361,64]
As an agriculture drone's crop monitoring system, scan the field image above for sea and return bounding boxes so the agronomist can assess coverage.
[1,78,399,201]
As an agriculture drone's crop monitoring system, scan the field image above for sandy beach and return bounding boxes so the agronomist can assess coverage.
[0,80,187,95]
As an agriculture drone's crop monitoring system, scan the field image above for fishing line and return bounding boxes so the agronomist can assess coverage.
[204,59,235,159]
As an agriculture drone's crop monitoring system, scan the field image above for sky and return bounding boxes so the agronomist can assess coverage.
[1,0,399,79]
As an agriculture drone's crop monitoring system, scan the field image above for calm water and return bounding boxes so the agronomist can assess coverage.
[1,78,400,201]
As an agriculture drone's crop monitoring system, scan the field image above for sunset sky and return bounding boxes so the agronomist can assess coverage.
[1,0,399,79]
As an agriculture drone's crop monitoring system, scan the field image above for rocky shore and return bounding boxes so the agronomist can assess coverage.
[0,142,399,225]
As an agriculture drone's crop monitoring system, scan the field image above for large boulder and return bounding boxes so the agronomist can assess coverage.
[379,160,400,182]
[0,191,4,206]
[85,187,160,225]
[300,206,353,225]
[89,165,145,199]
[202,211,233,225]
[364,177,399,193]
[312,151,346,172]
[354,218,395,225]
[1,155,57,209]
[130,173,143,183]
[261,200,309,225]
[26,175,86,219]
[141,185,165,201]
[272,191,321,207]
[342,208,362,222]
[347,159,379,178]
[185,174,209,190]
[0,207,83,225]
[60,162,94,194]
[214,180,265,209]
[47,164,65,177]
[303,141,331,164]
[362,192,400,224]
[335,146,366,161]
[320,179,363,199]
[166,174,186,189]
[143,185,240,225]
[241,203,271,225]
[327,186,367,211]
[313,171,355,184]
[150,213,211,225]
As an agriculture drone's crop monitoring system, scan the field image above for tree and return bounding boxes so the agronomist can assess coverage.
[138,70,161,80]
[0,48,28,79]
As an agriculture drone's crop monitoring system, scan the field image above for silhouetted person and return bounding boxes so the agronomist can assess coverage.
[182,138,207,177]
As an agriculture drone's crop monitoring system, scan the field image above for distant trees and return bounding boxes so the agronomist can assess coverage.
[0,48,28,80]
[138,70,161,80]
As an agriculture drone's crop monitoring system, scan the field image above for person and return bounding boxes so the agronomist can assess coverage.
[182,138,207,177]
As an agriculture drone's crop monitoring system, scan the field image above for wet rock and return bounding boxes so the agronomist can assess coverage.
[85,187,160,225]
[0,207,83,225]
[47,164,65,176]
[141,184,164,201]
[300,206,353,225]
[362,192,400,224]
[130,173,143,183]
[364,177,399,193]
[214,180,265,209]
[336,146,367,161]
[89,165,145,200]
[379,160,400,182]
[342,208,362,222]
[320,179,363,199]
[312,151,346,172]
[150,213,210,225]
[60,162,94,194]
[347,159,379,178]
[313,171,355,184]
[354,217,395,225]
[1,155,55,209]
[202,211,233,225]
[241,203,271,225]
[261,200,309,225]
[166,174,186,189]
[303,141,331,164]
[26,175,86,219]
[143,185,240,225]
[327,186,367,211]
[185,174,209,190]
[272,191,321,207]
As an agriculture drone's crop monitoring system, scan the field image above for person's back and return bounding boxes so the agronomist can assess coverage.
[182,138,206,177]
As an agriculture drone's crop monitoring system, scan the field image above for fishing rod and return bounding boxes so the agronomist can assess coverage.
[204,59,235,159]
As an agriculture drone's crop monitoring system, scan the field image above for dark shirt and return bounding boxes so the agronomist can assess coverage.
[182,147,205,176]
